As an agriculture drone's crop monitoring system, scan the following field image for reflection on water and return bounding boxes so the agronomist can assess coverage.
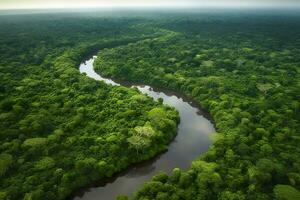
[80,56,120,86]
[75,56,215,200]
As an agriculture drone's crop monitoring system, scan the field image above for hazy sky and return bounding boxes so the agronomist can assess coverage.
[1,0,300,9]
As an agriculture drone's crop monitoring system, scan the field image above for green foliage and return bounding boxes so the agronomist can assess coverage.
[22,138,48,147]
[127,135,151,152]
[134,125,156,138]
[0,13,178,200]
[34,157,55,170]
[0,154,13,177]
[1,11,300,200]
[273,185,300,200]
[117,195,130,200]
[93,12,300,200]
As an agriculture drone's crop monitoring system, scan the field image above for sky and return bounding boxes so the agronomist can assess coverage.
[0,0,300,10]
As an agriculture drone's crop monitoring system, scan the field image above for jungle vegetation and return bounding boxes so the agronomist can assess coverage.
[0,13,179,200]
[1,10,300,200]
[95,12,300,200]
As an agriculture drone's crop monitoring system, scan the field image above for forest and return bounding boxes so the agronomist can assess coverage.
[0,10,300,200]
[0,13,179,200]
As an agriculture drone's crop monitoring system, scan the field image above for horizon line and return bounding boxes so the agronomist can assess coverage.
[1,5,300,11]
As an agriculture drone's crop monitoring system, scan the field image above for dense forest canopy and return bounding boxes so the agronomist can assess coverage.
[0,10,300,200]
[0,12,180,200]
[95,12,300,200]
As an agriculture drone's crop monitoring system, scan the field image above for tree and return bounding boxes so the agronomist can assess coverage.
[257,83,273,95]
[274,185,300,200]
[77,158,97,172]
[0,153,13,177]
[34,157,55,170]
[134,125,156,138]
[127,135,151,154]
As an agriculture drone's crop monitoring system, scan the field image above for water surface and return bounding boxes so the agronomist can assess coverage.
[74,55,215,200]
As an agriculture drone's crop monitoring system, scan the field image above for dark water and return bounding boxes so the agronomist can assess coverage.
[74,56,215,200]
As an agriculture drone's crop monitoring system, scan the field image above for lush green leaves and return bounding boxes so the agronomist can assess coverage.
[94,13,300,200]
[0,14,178,200]
[1,11,300,200]
[273,185,300,200]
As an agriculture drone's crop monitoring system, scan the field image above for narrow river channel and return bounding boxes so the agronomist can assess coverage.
[73,55,215,200]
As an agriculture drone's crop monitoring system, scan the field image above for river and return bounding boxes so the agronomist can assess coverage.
[73,55,215,200]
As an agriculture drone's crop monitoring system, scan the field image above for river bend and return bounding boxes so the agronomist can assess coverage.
[73,55,215,200]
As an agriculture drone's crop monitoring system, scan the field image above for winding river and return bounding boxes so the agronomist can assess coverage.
[73,56,215,200]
